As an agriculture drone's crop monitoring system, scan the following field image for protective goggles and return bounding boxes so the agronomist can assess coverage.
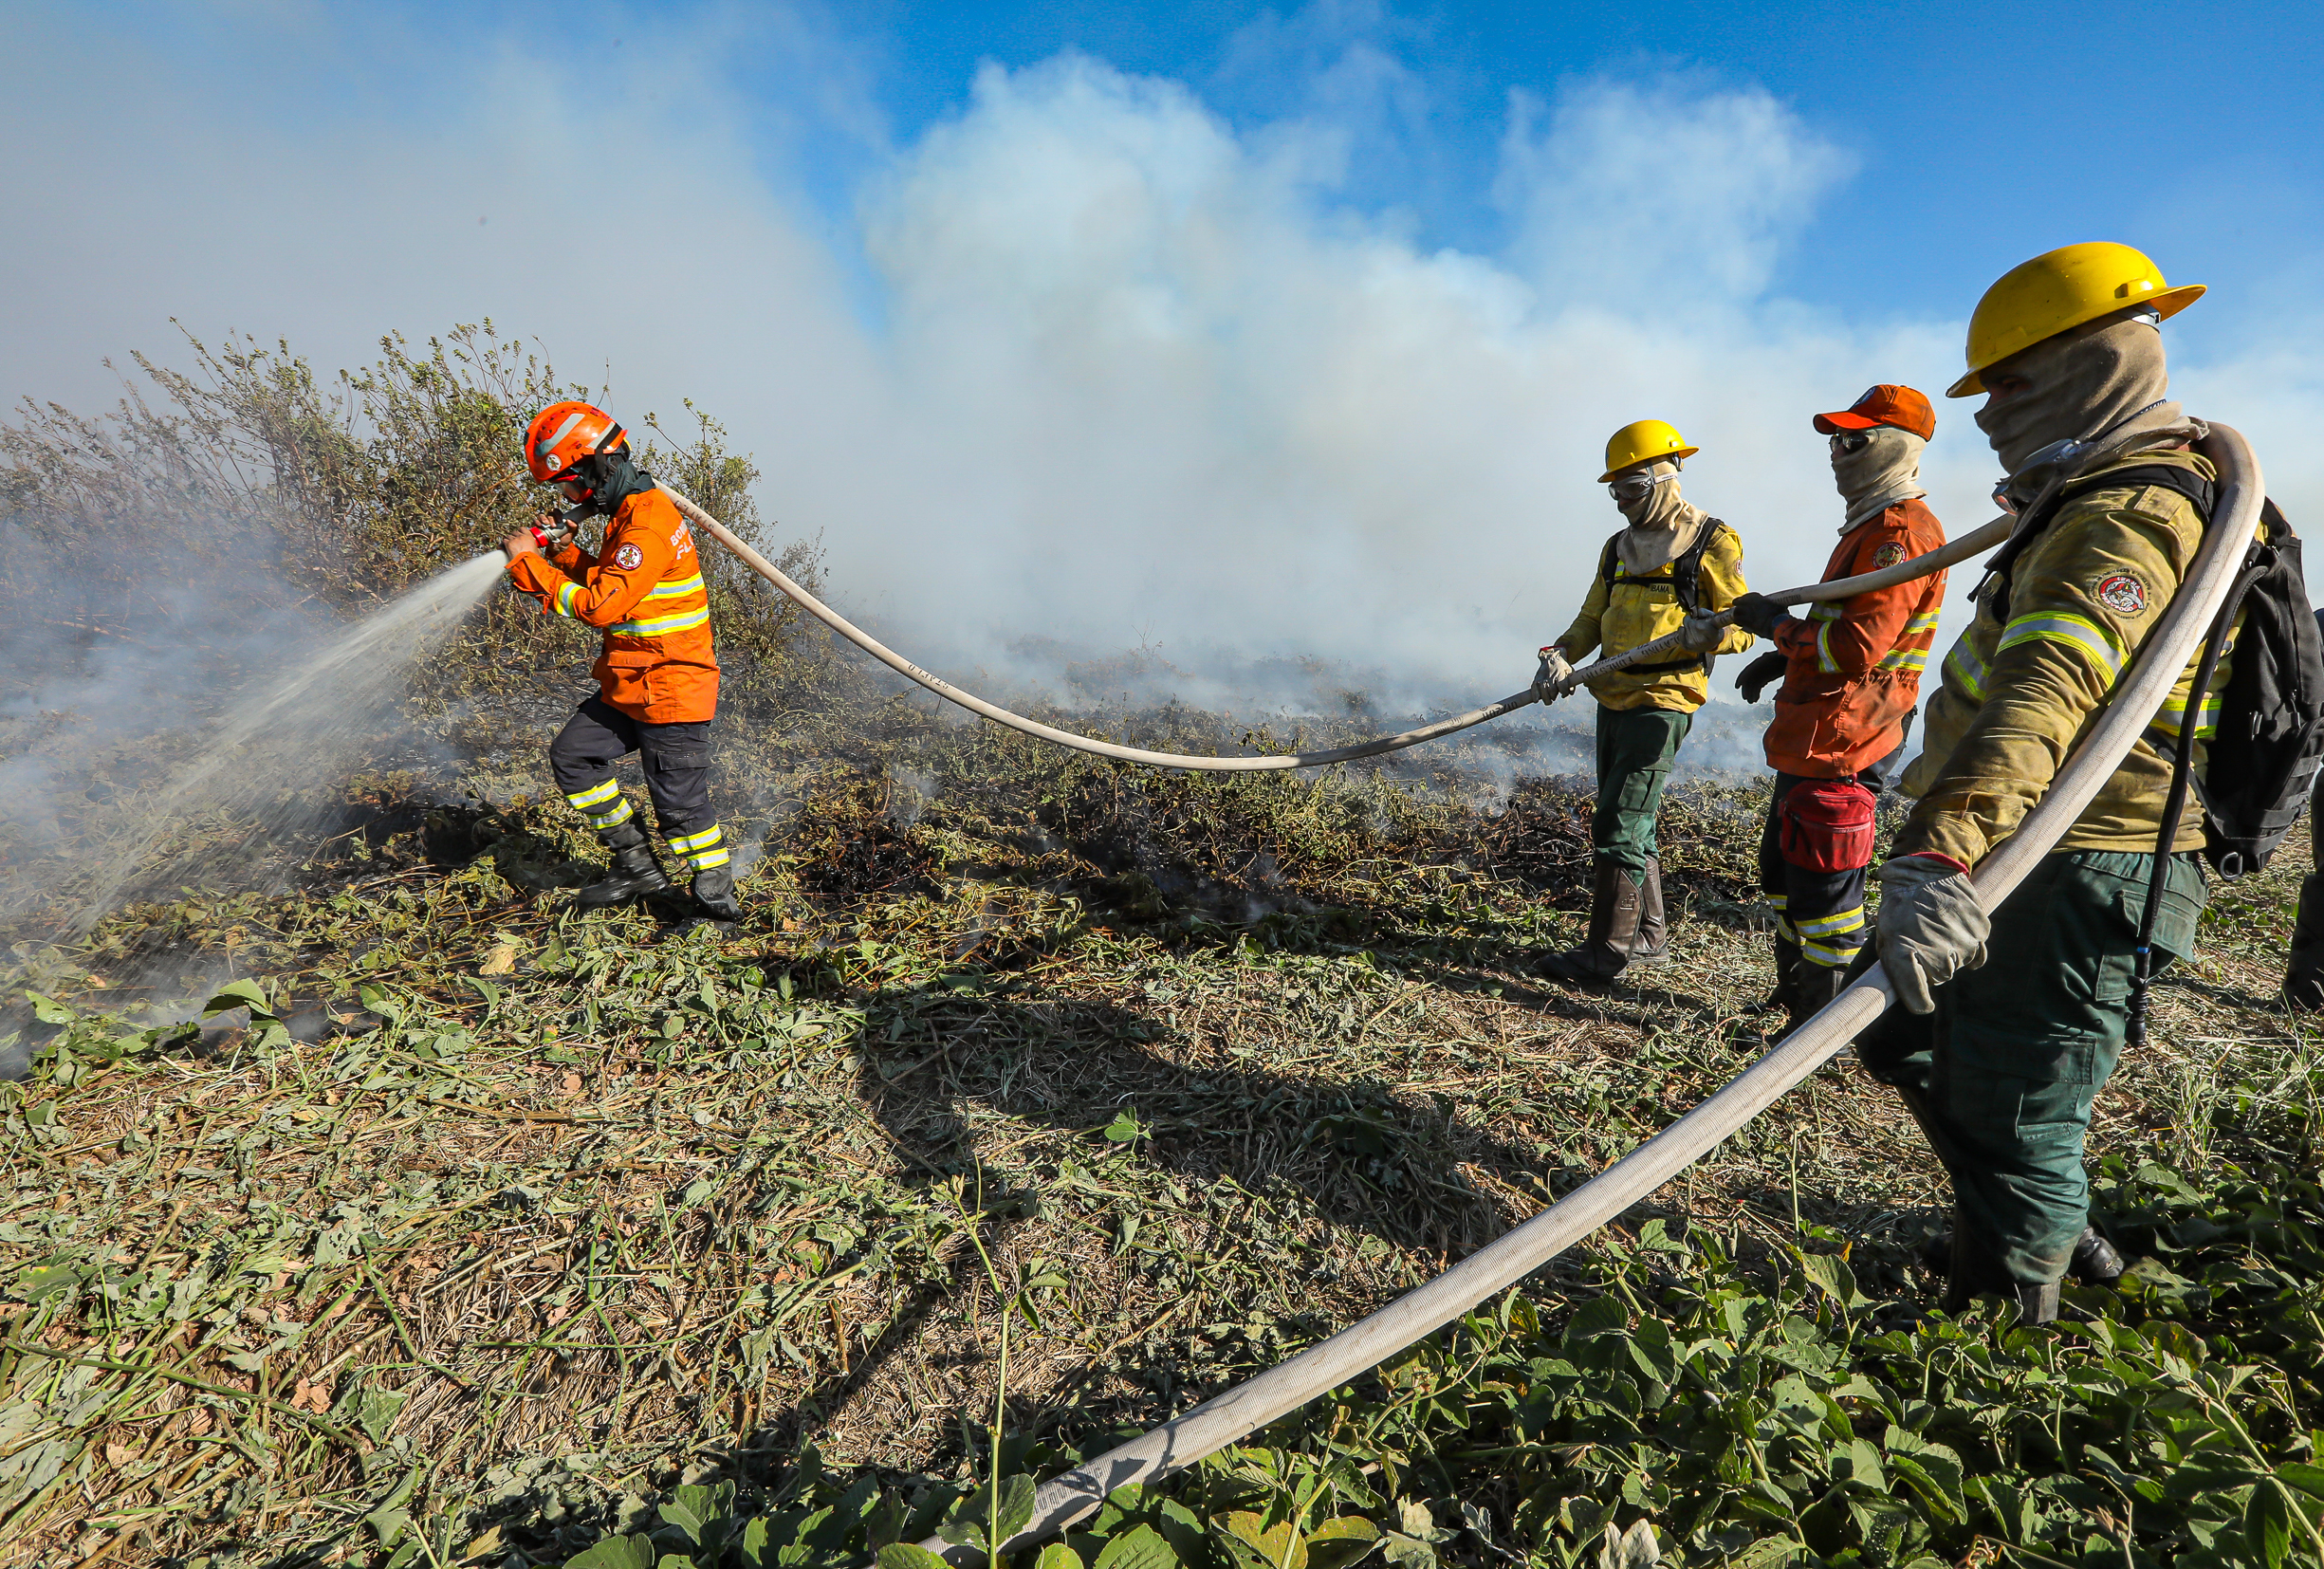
[1607,470,1675,506]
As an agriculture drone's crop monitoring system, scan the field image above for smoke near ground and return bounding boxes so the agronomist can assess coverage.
[7,5,2318,718]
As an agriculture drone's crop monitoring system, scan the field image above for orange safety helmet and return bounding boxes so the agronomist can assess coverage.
[524,400,627,485]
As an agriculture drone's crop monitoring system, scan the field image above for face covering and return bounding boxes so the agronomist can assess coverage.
[570,451,658,520]
[1611,459,1706,574]
[1974,313,2189,489]
[1830,427,1927,529]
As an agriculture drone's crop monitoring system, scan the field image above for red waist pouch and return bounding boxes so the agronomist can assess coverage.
[1779,778,1877,873]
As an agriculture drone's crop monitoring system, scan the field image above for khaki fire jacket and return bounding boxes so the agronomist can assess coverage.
[1895,449,2239,867]
[1553,521,1756,712]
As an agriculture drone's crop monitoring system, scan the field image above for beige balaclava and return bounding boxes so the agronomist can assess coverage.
[1975,312,2197,492]
[1614,459,1708,574]
[1832,427,1927,530]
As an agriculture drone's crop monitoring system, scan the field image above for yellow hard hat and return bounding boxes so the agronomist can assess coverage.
[1948,241,2204,397]
[1600,418,1697,482]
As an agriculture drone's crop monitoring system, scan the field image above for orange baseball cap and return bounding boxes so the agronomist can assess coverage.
[1812,383,1935,441]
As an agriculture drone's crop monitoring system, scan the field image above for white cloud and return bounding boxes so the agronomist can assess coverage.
[5,5,2317,725]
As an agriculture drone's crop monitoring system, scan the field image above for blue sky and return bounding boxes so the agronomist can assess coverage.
[782,0,2323,347]
[6,1,2321,693]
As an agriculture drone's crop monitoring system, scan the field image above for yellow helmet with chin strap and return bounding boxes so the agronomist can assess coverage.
[1948,241,2204,397]
[1600,418,1697,482]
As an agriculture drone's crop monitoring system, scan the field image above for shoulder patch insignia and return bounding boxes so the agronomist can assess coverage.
[2093,572,2148,616]
[613,543,643,571]
[1871,542,1907,569]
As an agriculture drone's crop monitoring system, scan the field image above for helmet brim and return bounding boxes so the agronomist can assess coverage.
[1947,283,2206,397]
[1600,445,1696,483]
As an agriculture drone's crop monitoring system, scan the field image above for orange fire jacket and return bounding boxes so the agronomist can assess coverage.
[507,487,720,724]
[1762,497,1946,778]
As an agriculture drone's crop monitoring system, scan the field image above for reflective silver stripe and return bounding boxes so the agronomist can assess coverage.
[610,605,711,637]
[685,846,732,870]
[533,410,589,470]
[1817,620,1839,675]
[1794,907,1866,939]
[669,825,724,853]
[1998,611,2129,682]
[1943,637,1987,702]
[566,779,621,809]
[555,581,581,618]
[643,574,707,600]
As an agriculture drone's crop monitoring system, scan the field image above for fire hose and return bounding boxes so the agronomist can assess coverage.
[657,489,2011,770]
[847,423,2249,1561]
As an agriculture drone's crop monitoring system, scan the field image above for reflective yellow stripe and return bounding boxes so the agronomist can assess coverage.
[609,605,711,637]
[1877,646,1931,673]
[554,581,581,618]
[1800,936,1863,968]
[565,779,622,809]
[587,798,635,826]
[1998,611,2129,683]
[2149,690,2224,740]
[1902,612,1941,636]
[1794,907,1867,939]
[668,825,724,853]
[643,574,706,600]
[1808,602,1844,622]
[685,846,732,870]
[1816,620,1839,675]
[1943,637,1987,702]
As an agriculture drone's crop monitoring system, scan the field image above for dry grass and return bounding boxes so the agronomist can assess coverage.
[4,692,2316,1567]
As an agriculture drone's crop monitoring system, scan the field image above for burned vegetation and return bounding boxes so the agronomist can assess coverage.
[5,333,2324,1569]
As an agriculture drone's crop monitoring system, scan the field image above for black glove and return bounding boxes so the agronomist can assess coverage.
[1728,592,1797,638]
[1735,651,1787,703]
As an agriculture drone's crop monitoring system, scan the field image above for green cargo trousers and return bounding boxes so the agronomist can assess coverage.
[1855,848,2208,1287]
[1593,706,1692,878]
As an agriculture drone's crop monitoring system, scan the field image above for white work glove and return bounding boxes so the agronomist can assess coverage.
[1676,611,1725,654]
[1533,647,1576,704]
[1872,854,1991,1015]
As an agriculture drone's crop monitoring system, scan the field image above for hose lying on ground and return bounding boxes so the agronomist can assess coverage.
[663,489,2007,771]
[911,427,2261,1561]
[1557,513,2016,690]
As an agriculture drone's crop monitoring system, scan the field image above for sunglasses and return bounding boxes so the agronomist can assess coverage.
[1829,430,1877,453]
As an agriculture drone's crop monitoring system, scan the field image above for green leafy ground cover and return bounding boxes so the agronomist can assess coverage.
[5,327,2322,1569]
[4,712,2321,1569]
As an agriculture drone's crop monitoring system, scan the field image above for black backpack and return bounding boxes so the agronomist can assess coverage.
[1594,519,1732,675]
[1994,466,2324,878]
[2191,499,2324,877]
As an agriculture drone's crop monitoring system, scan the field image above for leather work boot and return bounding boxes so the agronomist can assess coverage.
[1539,861,1644,986]
[2283,873,2324,1009]
[576,820,673,910]
[1924,1224,2122,1291]
[692,867,745,923]
[1630,856,1670,965]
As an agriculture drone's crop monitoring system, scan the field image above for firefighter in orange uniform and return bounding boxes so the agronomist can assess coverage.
[501,401,742,922]
[1727,385,1947,1031]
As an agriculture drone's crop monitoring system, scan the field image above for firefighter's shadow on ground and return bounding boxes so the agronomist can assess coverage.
[719,978,1599,1467]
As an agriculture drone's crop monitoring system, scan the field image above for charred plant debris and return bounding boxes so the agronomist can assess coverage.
[4,328,2322,1569]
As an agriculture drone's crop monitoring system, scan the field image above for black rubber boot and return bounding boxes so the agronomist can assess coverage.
[691,867,744,922]
[1630,856,1670,965]
[2284,873,2324,1009]
[1782,959,1849,1038]
[1751,938,1801,1017]
[576,820,673,910]
[1539,861,1642,986]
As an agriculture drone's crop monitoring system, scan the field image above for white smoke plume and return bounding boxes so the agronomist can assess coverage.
[6,5,2320,721]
